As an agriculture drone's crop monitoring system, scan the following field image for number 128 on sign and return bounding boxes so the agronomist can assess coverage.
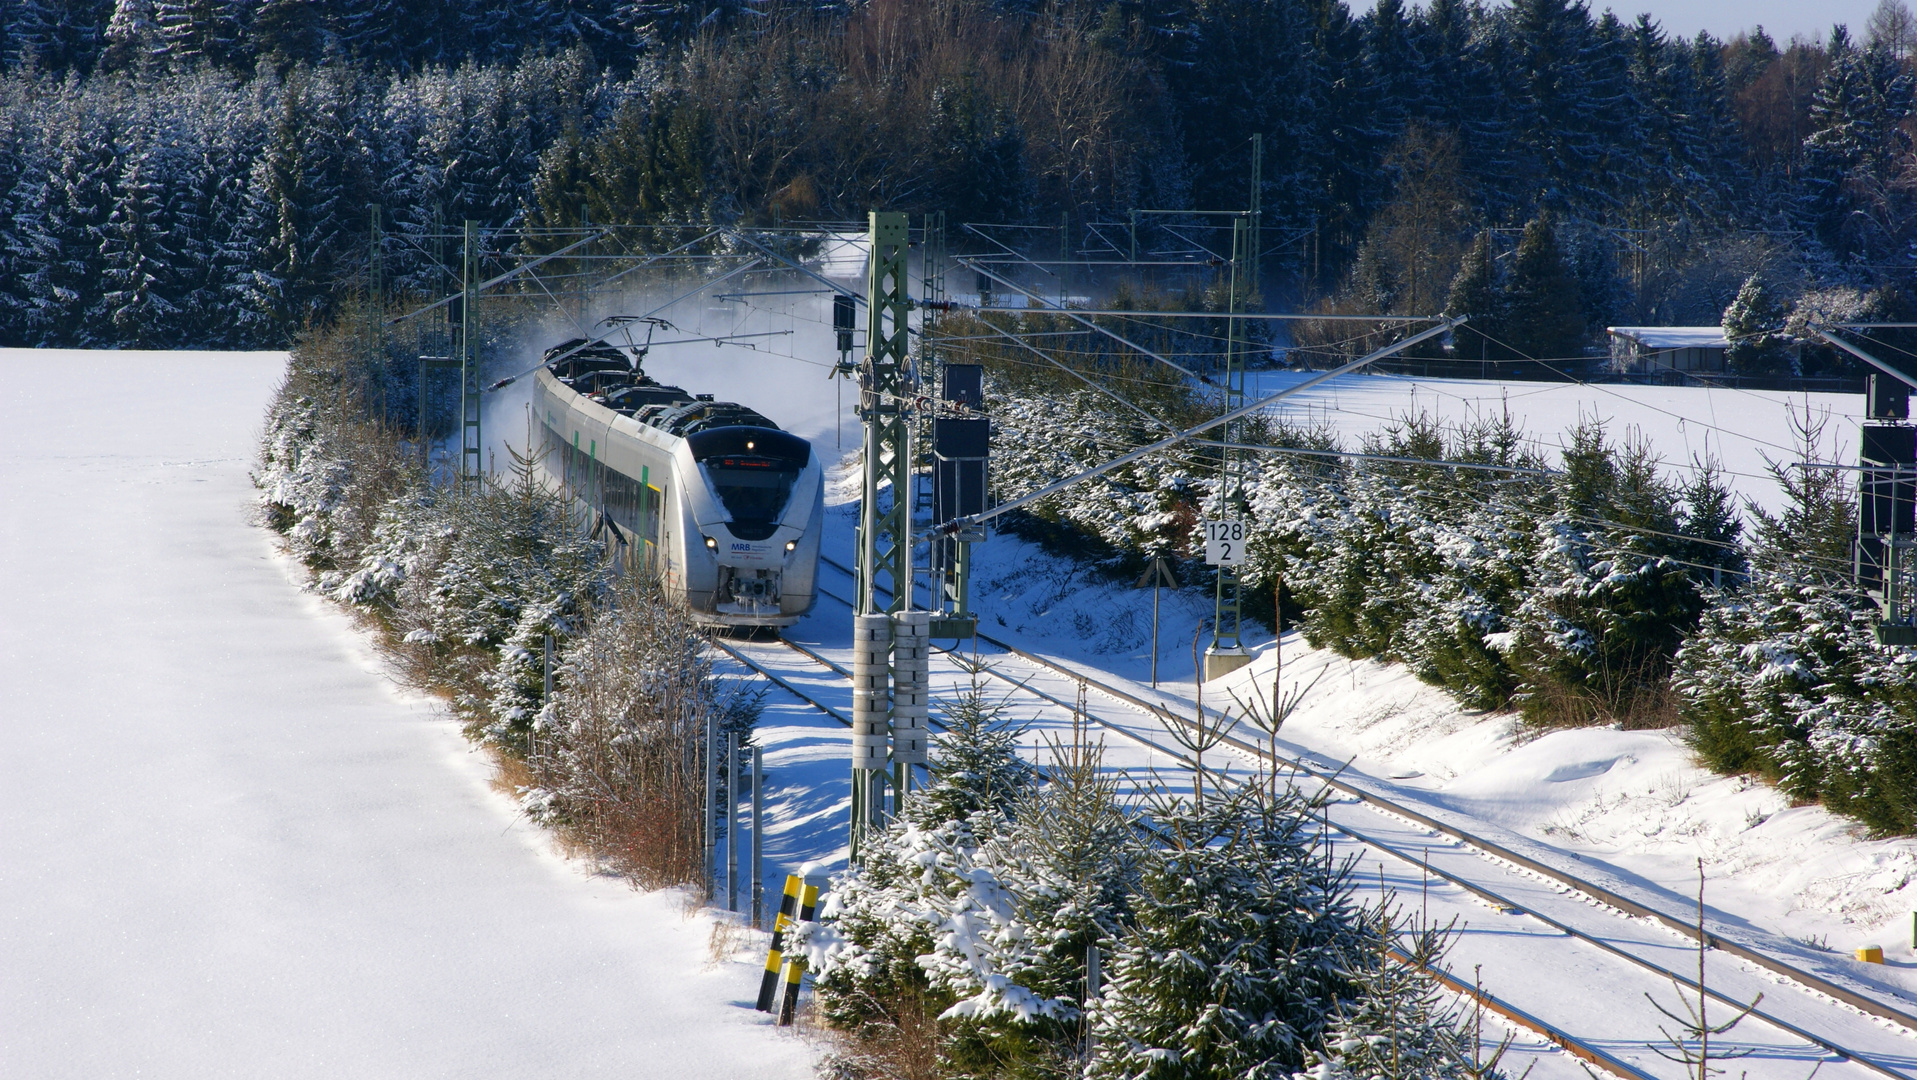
[1202,519,1247,565]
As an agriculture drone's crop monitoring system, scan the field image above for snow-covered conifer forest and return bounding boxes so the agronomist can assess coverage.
[1,0,1914,353]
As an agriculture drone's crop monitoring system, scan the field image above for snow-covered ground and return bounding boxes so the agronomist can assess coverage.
[12,337,1905,1075]
[734,475,1917,1080]
[0,349,816,1077]
[942,518,1917,1007]
[1249,369,1860,518]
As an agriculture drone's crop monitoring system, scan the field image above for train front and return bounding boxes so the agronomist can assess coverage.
[678,426,822,627]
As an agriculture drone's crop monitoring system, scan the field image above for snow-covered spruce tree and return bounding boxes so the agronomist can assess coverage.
[1241,411,1546,713]
[1286,414,1539,671]
[1498,209,1587,362]
[1675,417,1917,834]
[258,301,598,749]
[929,733,1142,1078]
[987,372,1207,563]
[12,97,117,347]
[1444,230,1504,363]
[811,674,1040,1073]
[1237,420,1350,637]
[1294,915,1498,1080]
[1289,443,1437,663]
[1396,419,1551,711]
[1721,273,1794,377]
[354,439,606,745]
[1505,421,1707,727]
[255,301,420,572]
[1086,784,1364,1080]
[1674,561,1917,830]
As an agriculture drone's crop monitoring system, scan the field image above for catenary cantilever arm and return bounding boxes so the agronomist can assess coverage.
[387,229,612,324]
[1814,326,1917,388]
[955,256,1212,384]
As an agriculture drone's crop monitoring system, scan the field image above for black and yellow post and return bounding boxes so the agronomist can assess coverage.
[777,882,822,1026]
[756,875,804,1013]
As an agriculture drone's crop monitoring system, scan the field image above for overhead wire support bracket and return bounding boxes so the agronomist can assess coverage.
[1814,325,1917,386]
[528,259,766,376]
[970,317,1177,435]
[726,228,870,310]
[960,223,1059,278]
[388,228,609,325]
[969,306,1438,322]
[1189,439,1557,475]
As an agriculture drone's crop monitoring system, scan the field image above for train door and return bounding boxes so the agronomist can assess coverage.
[641,466,663,574]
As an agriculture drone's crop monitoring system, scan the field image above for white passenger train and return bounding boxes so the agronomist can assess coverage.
[533,340,822,628]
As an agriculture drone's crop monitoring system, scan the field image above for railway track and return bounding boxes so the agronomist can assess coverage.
[767,553,1917,1080]
[810,557,1917,1026]
[713,611,1653,1079]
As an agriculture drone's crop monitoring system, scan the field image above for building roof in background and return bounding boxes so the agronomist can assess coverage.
[1606,326,1729,349]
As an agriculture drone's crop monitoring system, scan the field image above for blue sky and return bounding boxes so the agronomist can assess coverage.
[1357,0,1874,45]
[1587,0,1874,43]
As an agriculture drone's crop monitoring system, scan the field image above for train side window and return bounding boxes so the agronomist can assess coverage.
[604,465,643,534]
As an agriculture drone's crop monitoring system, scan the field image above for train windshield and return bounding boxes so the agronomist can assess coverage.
[706,461,798,527]
[689,427,812,541]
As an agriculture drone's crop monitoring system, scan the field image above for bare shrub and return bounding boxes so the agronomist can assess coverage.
[529,575,754,891]
[817,988,949,1080]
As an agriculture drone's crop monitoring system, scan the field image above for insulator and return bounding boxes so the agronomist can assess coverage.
[851,614,893,773]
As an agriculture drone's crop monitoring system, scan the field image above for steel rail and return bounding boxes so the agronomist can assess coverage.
[1335,808,1917,1080]
[813,554,1917,1039]
[975,624,1917,1037]
[807,574,1913,1080]
[1405,950,1661,1080]
[711,637,852,727]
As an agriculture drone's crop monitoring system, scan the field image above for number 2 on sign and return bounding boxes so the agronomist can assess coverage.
[1203,519,1246,566]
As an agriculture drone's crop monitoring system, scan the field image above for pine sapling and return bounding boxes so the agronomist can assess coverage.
[1645,860,1763,1080]
[1154,626,1234,805]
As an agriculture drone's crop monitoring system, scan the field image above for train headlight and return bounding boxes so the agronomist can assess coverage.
[785,540,797,553]
[704,536,717,550]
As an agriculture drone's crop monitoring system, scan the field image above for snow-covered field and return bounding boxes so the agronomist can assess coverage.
[0,349,815,1077]
[1249,369,1860,517]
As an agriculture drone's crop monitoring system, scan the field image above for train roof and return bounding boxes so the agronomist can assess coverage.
[542,341,788,441]
[541,338,632,379]
[645,400,780,437]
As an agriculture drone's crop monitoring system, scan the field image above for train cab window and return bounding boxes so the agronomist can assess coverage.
[705,461,797,527]
[689,427,810,542]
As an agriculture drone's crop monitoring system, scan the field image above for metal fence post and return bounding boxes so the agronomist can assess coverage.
[704,711,716,898]
[752,747,765,927]
[727,731,740,913]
